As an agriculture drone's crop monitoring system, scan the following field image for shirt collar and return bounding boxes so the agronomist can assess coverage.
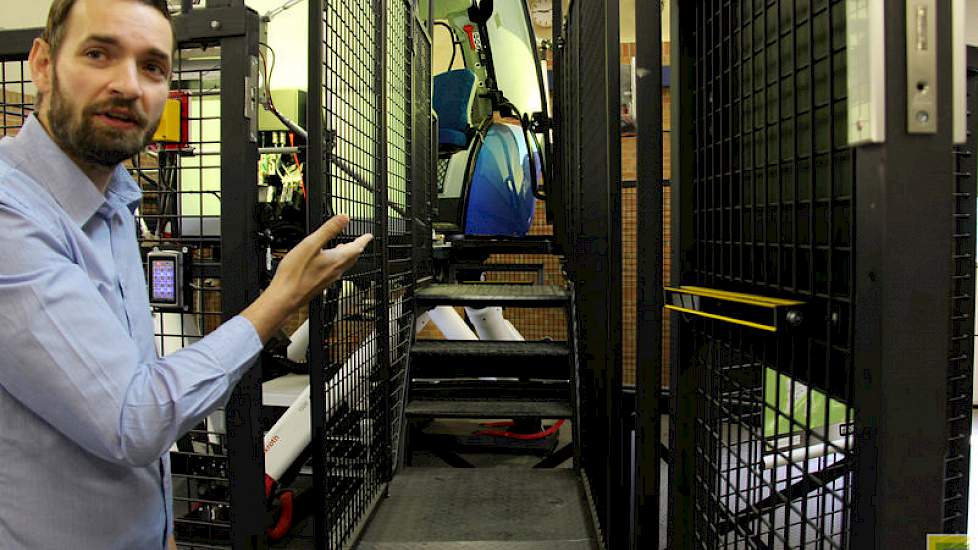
[1,115,143,225]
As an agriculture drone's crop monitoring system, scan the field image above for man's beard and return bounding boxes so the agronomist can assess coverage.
[46,70,161,168]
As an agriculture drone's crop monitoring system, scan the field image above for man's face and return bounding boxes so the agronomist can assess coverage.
[31,0,173,168]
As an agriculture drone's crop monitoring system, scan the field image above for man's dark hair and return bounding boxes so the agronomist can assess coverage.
[42,0,172,57]
[36,0,173,107]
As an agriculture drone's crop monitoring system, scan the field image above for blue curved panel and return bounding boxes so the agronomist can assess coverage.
[464,122,540,236]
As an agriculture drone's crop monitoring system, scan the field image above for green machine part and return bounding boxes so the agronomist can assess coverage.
[763,368,850,446]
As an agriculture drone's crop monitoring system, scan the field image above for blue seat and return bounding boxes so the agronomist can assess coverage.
[438,127,469,148]
[433,69,477,152]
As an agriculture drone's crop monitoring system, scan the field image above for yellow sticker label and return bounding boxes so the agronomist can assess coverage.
[928,534,969,550]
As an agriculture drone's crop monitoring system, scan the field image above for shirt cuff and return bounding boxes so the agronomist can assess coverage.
[198,315,264,382]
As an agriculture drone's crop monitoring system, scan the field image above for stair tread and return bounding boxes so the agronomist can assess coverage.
[416,284,570,306]
[405,399,573,419]
[412,340,569,357]
[410,341,569,380]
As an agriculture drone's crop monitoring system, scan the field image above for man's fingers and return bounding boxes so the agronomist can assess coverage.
[322,234,373,265]
[350,233,374,251]
[296,215,351,255]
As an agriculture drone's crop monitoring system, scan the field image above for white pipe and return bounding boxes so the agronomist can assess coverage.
[464,307,524,341]
[427,306,478,340]
[762,436,853,470]
[286,280,356,364]
[286,321,309,363]
[263,295,402,483]
[264,333,372,481]
[263,385,311,481]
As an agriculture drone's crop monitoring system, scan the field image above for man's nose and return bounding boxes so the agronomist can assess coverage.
[107,60,142,99]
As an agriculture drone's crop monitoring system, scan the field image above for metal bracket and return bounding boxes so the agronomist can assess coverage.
[245,55,258,142]
[530,111,550,132]
[952,0,967,144]
[906,0,937,134]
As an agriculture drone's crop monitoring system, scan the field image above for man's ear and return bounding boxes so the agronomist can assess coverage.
[28,38,53,102]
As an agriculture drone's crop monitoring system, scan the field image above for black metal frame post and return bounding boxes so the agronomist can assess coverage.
[667,0,697,546]
[633,0,664,547]
[565,1,624,548]
[215,9,266,549]
[0,29,39,60]
[306,0,328,546]
[375,0,393,488]
[850,3,955,547]
[550,2,628,547]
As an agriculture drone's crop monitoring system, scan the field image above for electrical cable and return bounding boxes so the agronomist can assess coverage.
[288,131,306,200]
[258,42,277,110]
[474,419,565,441]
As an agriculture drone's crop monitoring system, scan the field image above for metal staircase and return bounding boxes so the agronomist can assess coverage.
[354,273,596,549]
[405,283,577,430]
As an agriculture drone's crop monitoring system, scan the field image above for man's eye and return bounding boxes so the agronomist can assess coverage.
[145,63,164,75]
[85,50,106,61]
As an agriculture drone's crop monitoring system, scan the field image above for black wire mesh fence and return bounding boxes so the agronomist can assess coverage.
[141,44,236,549]
[315,0,386,546]
[0,56,32,138]
[551,1,625,547]
[308,0,429,548]
[412,5,435,283]
[675,1,857,548]
[386,0,413,475]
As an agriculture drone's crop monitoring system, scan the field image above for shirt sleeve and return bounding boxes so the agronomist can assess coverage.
[0,200,263,467]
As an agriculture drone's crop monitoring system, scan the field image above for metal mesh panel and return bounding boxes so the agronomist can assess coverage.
[318,1,387,547]
[133,44,233,550]
[412,13,434,281]
[386,0,414,478]
[551,2,623,546]
[684,2,855,548]
[0,59,32,137]
[943,62,977,534]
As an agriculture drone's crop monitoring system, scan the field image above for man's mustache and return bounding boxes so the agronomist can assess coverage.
[84,99,149,128]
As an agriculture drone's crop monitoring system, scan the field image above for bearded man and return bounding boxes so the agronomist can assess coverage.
[0,1,371,548]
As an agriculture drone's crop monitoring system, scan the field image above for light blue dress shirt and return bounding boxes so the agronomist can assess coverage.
[0,116,264,549]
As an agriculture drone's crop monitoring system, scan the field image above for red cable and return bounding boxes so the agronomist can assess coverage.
[288,132,306,200]
[264,474,293,541]
[266,490,294,541]
[474,419,565,441]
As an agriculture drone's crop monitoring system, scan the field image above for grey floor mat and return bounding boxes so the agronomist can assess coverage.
[356,468,596,548]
